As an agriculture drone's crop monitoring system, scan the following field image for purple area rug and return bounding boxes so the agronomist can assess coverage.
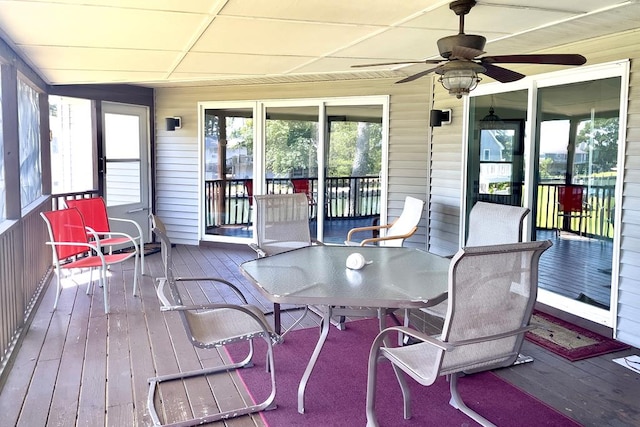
[226,318,579,426]
[526,310,630,362]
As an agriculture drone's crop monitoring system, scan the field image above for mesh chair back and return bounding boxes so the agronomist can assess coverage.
[42,208,91,261]
[385,196,424,247]
[440,240,551,374]
[291,179,313,202]
[154,227,175,282]
[558,185,584,213]
[66,197,111,233]
[254,193,312,256]
[465,202,529,246]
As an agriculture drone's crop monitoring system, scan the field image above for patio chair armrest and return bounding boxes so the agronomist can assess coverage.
[346,223,391,243]
[357,226,418,246]
[99,230,140,245]
[175,276,249,304]
[45,241,106,261]
[372,326,453,351]
[84,226,139,252]
[109,216,144,237]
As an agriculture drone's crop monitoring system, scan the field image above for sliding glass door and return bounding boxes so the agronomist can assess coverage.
[324,104,383,244]
[466,62,627,326]
[264,104,319,240]
[533,76,621,319]
[200,97,388,245]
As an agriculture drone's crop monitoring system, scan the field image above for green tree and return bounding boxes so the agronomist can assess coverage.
[265,119,318,176]
[576,117,618,173]
[328,121,381,177]
[538,157,554,180]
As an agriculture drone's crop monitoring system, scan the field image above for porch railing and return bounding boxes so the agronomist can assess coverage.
[1,190,100,385]
[0,201,52,386]
[536,183,615,240]
[204,176,381,228]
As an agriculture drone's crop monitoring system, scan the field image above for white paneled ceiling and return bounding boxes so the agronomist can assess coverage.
[0,0,638,88]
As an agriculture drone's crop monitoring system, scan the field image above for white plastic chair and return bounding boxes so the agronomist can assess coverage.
[366,240,552,427]
[345,196,425,247]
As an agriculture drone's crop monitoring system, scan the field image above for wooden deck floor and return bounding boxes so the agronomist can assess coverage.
[0,243,638,427]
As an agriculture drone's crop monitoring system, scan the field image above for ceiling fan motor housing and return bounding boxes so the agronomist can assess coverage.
[437,34,486,58]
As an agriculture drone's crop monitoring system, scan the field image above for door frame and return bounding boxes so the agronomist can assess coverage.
[100,101,151,243]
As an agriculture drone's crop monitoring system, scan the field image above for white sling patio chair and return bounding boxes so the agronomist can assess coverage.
[148,227,279,426]
[248,193,317,335]
[366,240,552,427]
[345,196,425,247]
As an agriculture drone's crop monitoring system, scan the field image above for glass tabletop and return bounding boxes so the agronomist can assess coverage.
[240,245,450,309]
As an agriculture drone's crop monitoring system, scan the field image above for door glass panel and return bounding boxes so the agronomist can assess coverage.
[203,108,254,237]
[534,77,621,310]
[324,105,382,244]
[466,91,528,235]
[104,113,141,206]
[265,106,319,240]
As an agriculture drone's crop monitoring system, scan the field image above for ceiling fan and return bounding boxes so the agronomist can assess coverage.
[352,0,587,98]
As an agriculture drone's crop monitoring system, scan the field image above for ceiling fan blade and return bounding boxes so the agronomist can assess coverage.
[351,59,443,68]
[481,54,587,66]
[451,45,485,60]
[395,66,441,84]
[482,63,525,83]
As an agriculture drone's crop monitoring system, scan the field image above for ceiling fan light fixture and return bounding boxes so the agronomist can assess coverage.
[480,106,504,129]
[438,67,482,98]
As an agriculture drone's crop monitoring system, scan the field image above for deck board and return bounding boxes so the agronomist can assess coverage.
[0,242,638,427]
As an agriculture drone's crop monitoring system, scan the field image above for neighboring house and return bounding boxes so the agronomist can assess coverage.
[479,130,505,161]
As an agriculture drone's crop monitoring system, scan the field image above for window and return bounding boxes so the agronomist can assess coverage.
[17,78,42,208]
[49,96,93,194]
[0,67,4,221]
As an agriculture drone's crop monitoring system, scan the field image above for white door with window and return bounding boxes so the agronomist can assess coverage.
[101,102,151,243]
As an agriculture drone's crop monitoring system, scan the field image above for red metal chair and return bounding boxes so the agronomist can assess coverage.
[290,178,314,201]
[65,197,145,276]
[291,178,317,217]
[557,185,591,237]
[41,208,139,313]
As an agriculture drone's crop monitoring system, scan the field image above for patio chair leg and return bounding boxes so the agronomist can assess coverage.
[140,240,145,276]
[448,373,496,427]
[147,336,276,427]
[132,241,140,297]
[53,270,62,310]
[87,268,94,295]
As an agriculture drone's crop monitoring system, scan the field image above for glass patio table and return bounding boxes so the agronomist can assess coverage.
[240,245,450,414]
